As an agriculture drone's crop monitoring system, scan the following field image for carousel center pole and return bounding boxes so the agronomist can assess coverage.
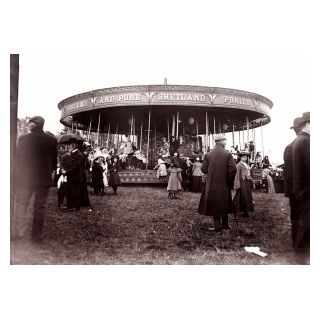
[146,109,151,170]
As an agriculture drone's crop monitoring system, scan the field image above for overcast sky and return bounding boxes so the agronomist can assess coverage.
[18,52,309,164]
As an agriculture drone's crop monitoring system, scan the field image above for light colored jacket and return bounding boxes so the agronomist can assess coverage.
[234,160,253,189]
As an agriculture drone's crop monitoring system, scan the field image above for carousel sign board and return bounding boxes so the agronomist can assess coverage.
[59,85,272,120]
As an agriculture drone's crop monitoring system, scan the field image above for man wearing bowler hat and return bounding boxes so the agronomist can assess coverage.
[13,116,57,243]
[201,134,237,231]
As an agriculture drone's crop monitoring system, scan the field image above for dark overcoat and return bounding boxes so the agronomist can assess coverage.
[201,144,237,217]
[283,140,295,198]
[292,132,310,201]
[16,127,57,186]
[66,149,84,183]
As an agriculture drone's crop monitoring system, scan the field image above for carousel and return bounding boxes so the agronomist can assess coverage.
[58,84,273,183]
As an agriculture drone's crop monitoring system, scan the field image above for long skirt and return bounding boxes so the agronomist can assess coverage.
[109,171,121,186]
[233,179,254,213]
[192,176,202,193]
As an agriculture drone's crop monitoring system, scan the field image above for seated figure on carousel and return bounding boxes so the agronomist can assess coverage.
[132,150,147,170]
[159,137,170,158]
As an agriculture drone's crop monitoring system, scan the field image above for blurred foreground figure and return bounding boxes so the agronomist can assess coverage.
[14,116,57,242]
[283,112,310,264]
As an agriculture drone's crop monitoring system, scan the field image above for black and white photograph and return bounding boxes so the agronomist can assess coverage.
[2,0,319,320]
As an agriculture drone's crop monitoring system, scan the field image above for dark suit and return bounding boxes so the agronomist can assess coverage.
[201,144,237,230]
[65,149,84,210]
[14,127,57,240]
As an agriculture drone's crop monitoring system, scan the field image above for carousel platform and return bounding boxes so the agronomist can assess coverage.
[118,170,167,185]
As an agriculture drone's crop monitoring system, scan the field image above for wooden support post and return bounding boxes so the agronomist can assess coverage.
[205,110,208,152]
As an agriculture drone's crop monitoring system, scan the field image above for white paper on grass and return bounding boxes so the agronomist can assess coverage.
[244,246,268,257]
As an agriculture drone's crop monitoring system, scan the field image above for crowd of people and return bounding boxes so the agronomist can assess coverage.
[12,112,310,264]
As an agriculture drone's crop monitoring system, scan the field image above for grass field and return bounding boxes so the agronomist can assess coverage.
[10,186,298,265]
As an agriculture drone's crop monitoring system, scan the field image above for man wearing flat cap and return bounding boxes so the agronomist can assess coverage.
[283,112,310,263]
[201,134,237,231]
[13,116,57,243]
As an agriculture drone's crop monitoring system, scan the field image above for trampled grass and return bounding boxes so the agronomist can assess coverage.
[11,186,297,265]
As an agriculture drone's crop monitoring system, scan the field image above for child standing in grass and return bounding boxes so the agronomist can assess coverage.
[167,162,182,199]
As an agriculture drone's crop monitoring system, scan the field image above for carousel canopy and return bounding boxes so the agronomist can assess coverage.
[58,84,273,134]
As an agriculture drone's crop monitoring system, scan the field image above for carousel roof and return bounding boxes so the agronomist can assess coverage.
[58,84,273,134]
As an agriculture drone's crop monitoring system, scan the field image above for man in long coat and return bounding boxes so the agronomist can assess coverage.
[201,134,237,231]
[63,140,84,211]
[14,116,57,242]
[292,112,310,263]
[283,116,305,246]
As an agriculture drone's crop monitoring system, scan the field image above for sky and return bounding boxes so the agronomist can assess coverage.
[2,1,320,320]
[17,52,309,165]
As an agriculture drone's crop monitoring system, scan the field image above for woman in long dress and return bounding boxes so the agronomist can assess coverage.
[108,157,122,194]
[191,157,203,192]
[233,153,255,217]
[167,162,182,199]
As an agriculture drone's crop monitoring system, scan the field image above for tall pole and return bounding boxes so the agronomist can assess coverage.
[154,121,157,155]
[115,122,119,149]
[140,121,143,150]
[260,119,264,158]
[238,130,241,149]
[246,116,250,144]
[172,114,175,137]
[213,116,216,134]
[130,112,133,140]
[205,110,208,152]
[176,110,179,139]
[242,126,245,150]
[232,123,235,147]
[167,118,170,142]
[196,117,199,150]
[96,112,101,146]
[10,54,19,230]
[133,114,136,145]
[88,115,92,142]
[106,123,110,147]
[146,110,151,170]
